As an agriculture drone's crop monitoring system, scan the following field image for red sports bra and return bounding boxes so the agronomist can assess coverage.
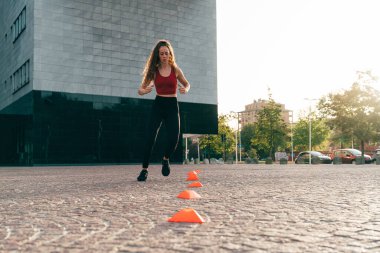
[154,67,177,95]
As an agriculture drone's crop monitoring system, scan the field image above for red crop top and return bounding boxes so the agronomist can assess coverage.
[154,67,177,95]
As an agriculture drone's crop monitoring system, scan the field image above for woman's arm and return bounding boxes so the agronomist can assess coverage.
[138,80,154,96]
[176,67,190,94]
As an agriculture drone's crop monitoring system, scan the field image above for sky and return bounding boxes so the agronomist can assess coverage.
[216,0,380,121]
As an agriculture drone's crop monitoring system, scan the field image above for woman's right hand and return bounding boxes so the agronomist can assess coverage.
[138,85,153,96]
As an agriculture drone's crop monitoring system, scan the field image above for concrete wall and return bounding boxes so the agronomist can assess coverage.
[32,0,217,105]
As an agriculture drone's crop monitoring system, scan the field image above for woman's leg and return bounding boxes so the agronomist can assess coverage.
[142,101,163,169]
[163,110,180,160]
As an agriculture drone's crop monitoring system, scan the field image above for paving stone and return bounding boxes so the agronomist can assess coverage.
[0,164,380,252]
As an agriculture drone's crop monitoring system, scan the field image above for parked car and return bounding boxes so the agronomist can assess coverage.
[371,149,380,162]
[295,151,332,164]
[331,149,372,164]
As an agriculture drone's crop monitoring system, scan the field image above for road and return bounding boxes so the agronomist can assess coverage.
[1,163,379,252]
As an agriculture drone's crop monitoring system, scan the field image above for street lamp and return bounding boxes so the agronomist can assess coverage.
[229,111,241,164]
[289,110,294,162]
[238,112,242,162]
[304,98,318,164]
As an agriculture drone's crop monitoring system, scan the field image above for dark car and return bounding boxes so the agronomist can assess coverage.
[295,151,332,164]
[331,149,372,164]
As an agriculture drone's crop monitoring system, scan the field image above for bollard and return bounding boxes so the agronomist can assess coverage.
[226,159,234,164]
[333,157,342,165]
[355,157,364,165]
[311,156,320,164]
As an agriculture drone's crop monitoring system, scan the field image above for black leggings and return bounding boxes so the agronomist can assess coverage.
[142,96,180,168]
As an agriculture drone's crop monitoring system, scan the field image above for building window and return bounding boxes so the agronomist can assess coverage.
[12,59,30,94]
[12,6,26,43]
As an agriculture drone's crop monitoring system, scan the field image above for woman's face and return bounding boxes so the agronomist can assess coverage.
[158,46,170,64]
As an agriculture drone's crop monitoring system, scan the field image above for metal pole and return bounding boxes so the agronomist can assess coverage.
[290,111,293,162]
[305,98,317,165]
[235,130,238,164]
[185,137,188,161]
[197,138,200,161]
[309,105,311,165]
[238,112,241,162]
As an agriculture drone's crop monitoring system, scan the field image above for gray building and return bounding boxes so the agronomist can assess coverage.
[0,0,217,165]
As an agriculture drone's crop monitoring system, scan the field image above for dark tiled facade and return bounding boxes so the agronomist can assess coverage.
[0,91,217,165]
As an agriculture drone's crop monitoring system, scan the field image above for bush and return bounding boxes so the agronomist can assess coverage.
[245,157,259,164]
[265,157,273,164]
[279,158,288,165]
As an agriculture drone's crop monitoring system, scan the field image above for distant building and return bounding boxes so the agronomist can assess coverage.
[239,99,291,128]
[0,0,217,165]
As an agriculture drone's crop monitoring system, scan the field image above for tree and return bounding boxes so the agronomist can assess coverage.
[240,123,256,156]
[318,71,380,157]
[251,95,288,159]
[293,112,330,151]
[199,114,236,160]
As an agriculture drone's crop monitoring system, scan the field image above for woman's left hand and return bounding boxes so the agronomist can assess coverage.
[179,86,189,94]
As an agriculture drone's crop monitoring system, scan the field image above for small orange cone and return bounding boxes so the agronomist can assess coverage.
[168,208,205,223]
[194,169,201,174]
[177,190,201,199]
[187,171,198,176]
[187,181,203,188]
[186,172,199,181]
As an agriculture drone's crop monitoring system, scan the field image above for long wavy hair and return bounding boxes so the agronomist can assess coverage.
[141,40,177,87]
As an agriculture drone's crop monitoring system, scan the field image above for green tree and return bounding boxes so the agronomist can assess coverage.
[318,71,380,156]
[251,96,289,159]
[293,113,330,151]
[240,123,256,156]
[199,114,236,160]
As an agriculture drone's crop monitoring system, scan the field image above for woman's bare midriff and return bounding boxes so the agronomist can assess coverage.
[157,94,177,97]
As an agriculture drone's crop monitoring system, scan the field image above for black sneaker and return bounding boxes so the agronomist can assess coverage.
[162,159,170,176]
[137,169,148,181]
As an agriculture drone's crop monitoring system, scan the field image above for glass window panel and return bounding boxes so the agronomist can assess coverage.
[18,69,22,88]
[11,25,14,41]
[17,69,20,89]
[21,65,25,85]
[15,20,18,37]
[26,61,29,83]
[22,9,26,30]
[18,17,21,35]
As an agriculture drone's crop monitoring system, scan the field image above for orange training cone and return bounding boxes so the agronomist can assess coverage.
[186,172,199,181]
[177,190,201,199]
[194,169,201,174]
[168,208,205,223]
[187,181,203,188]
[187,171,198,176]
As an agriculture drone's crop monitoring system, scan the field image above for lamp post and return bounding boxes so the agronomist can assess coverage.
[235,130,238,164]
[238,112,242,162]
[304,98,318,164]
[230,111,241,164]
[289,110,294,162]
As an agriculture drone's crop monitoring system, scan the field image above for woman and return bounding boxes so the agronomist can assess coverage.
[137,40,190,181]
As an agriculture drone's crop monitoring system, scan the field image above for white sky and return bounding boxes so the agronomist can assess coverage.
[217,0,380,121]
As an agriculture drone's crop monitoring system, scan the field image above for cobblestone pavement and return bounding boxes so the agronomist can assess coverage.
[1,163,380,252]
